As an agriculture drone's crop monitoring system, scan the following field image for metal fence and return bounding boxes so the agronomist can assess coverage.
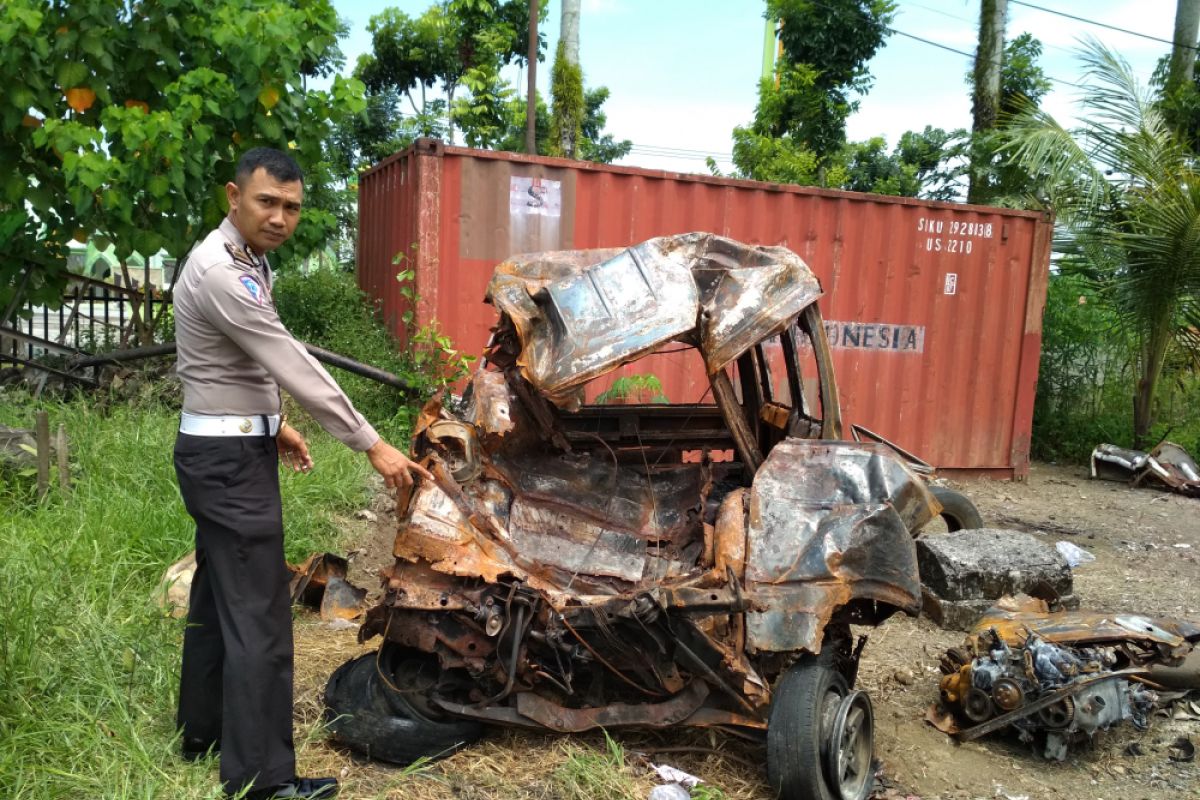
[0,271,170,381]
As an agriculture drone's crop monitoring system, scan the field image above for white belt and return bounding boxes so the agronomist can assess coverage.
[180,412,281,437]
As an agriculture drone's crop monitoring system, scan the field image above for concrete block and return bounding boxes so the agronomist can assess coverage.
[917,529,1076,631]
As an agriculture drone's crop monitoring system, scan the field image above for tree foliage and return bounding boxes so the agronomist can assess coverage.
[578,87,632,164]
[548,40,584,158]
[1002,40,1200,446]
[351,0,628,168]
[967,32,1053,205]
[730,0,895,183]
[495,88,630,164]
[355,0,544,148]
[0,0,366,315]
[841,127,967,200]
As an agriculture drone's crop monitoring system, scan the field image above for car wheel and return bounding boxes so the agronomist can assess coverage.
[929,486,984,532]
[323,651,483,766]
[767,655,874,800]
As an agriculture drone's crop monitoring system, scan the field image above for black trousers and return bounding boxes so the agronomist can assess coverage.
[174,432,295,793]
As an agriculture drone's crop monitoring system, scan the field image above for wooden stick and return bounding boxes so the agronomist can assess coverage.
[56,423,69,493]
[35,410,49,500]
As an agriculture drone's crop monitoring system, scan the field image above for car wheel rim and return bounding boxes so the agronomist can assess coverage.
[824,690,874,800]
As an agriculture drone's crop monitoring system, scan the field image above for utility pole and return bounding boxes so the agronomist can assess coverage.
[969,0,1006,205]
[558,0,581,157]
[561,0,580,67]
[525,0,539,154]
[1167,0,1200,95]
[761,17,775,82]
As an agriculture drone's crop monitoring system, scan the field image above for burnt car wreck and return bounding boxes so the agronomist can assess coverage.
[932,595,1200,761]
[325,233,946,800]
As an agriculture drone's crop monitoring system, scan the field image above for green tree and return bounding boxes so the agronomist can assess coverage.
[0,0,365,324]
[496,88,630,164]
[967,32,1052,205]
[355,0,544,148]
[1002,40,1200,446]
[330,86,444,174]
[841,126,968,200]
[730,0,895,184]
[578,87,632,164]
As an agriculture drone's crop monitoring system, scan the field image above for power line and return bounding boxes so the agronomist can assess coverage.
[627,142,728,157]
[888,27,1086,89]
[628,144,732,159]
[902,0,1080,58]
[626,146,733,162]
[1009,0,1197,52]
[624,10,1118,167]
[799,0,1088,88]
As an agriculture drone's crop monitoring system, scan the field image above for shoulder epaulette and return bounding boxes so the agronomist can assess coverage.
[224,241,262,270]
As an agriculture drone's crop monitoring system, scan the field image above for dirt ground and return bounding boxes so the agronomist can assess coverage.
[290,463,1200,800]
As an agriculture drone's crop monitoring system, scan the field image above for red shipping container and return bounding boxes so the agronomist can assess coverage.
[357,140,1052,479]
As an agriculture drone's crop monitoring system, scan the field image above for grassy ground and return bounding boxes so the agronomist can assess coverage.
[0,389,734,800]
[0,392,371,799]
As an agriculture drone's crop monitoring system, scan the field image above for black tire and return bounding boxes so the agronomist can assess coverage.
[323,652,483,766]
[929,486,984,532]
[767,656,873,800]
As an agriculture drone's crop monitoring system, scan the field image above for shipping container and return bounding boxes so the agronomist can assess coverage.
[357,139,1052,479]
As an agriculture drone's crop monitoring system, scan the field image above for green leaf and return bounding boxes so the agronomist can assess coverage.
[56,61,88,89]
[2,172,26,203]
[80,33,106,61]
[9,85,33,111]
[256,113,283,141]
[147,175,170,198]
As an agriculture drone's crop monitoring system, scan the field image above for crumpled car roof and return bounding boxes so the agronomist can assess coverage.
[486,232,823,408]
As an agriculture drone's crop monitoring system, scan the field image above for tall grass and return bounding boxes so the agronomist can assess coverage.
[0,394,371,799]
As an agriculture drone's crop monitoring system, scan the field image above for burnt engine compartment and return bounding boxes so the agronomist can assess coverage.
[364,574,796,732]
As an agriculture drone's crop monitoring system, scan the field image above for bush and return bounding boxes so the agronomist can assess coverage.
[1032,272,1200,462]
[272,267,471,441]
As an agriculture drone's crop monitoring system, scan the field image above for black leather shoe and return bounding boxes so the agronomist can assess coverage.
[241,776,339,800]
[180,737,219,762]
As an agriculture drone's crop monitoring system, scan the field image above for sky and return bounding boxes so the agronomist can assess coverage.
[328,0,1183,175]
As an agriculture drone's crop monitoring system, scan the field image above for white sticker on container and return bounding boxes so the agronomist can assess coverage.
[944,273,958,295]
[509,176,562,218]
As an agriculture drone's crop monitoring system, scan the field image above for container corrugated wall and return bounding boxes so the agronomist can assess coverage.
[358,140,1052,479]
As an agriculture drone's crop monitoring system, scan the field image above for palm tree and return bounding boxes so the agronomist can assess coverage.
[1001,39,1200,447]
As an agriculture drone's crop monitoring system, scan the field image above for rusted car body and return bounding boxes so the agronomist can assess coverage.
[1091,441,1200,497]
[328,233,942,800]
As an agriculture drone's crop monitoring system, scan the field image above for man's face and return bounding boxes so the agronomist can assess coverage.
[226,167,303,254]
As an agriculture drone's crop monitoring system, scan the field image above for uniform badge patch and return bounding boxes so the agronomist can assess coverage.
[239,275,265,305]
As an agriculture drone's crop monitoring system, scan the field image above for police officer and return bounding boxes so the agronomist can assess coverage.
[172,147,430,800]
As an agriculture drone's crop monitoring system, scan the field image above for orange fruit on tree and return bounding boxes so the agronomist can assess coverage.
[232,132,243,145]
[21,114,42,127]
[257,85,281,110]
[124,99,149,114]
[65,87,96,113]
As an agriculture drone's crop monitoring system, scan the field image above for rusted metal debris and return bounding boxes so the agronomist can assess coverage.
[156,550,368,621]
[1091,441,1200,497]
[329,234,952,800]
[931,594,1200,760]
[288,552,367,622]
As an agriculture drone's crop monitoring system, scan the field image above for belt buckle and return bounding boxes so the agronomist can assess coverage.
[238,418,253,434]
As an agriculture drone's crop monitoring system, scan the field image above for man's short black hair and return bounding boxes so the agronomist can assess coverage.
[235,147,304,186]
